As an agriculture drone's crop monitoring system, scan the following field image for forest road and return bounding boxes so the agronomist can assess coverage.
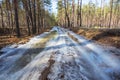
[0,26,120,80]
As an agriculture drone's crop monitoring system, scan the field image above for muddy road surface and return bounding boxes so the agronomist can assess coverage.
[0,27,120,80]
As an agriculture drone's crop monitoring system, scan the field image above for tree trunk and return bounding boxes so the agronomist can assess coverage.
[0,4,4,29]
[33,0,36,34]
[79,0,82,27]
[13,0,20,37]
[109,0,113,28]
[77,0,79,26]
[28,0,34,34]
[6,0,11,34]
[37,0,41,33]
[22,0,31,36]
[64,0,70,27]
[8,0,14,33]
[72,0,75,27]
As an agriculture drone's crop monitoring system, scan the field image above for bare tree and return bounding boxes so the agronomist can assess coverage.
[77,0,80,26]
[13,0,20,37]
[0,3,4,28]
[28,0,34,34]
[33,0,37,34]
[22,0,31,36]
[64,0,70,27]
[72,0,75,27]
[109,0,113,28]
[79,0,82,27]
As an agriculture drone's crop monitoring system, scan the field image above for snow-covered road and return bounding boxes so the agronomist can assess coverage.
[0,26,120,80]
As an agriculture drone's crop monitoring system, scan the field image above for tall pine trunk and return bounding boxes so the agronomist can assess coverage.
[109,0,113,28]
[22,0,31,36]
[79,0,82,27]
[64,0,70,27]
[0,4,4,29]
[28,0,34,34]
[72,0,75,27]
[33,0,36,34]
[13,0,20,38]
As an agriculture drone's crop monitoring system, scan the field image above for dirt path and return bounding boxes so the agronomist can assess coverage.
[0,27,120,80]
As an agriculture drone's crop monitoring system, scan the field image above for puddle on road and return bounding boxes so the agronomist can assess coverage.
[0,31,57,75]
[33,31,57,48]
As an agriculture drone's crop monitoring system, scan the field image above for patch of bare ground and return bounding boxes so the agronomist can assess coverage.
[68,32,79,43]
[71,27,120,48]
[40,54,55,80]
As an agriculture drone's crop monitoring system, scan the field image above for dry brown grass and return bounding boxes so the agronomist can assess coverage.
[0,28,52,49]
[0,36,32,49]
[71,28,120,48]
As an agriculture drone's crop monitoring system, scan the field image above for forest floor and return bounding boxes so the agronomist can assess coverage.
[71,28,120,48]
[0,29,50,49]
[0,36,32,49]
[0,27,120,49]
